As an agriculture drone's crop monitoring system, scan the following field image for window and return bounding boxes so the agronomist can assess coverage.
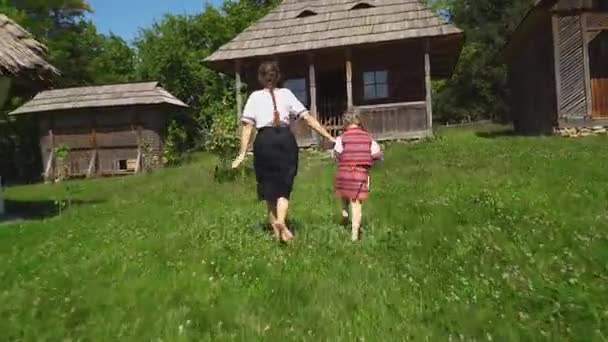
[118,159,128,171]
[351,3,375,10]
[118,159,137,172]
[296,10,317,18]
[284,78,308,105]
[363,70,388,100]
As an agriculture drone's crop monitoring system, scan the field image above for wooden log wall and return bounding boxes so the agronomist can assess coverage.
[357,102,429,141]
[351,42,425,106]
[38,106,166,180]
[553,0,597,11]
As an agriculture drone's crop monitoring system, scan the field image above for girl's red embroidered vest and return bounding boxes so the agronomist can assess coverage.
[339,127,373,167]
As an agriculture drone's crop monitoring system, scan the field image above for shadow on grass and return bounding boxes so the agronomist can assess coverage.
[250,218,305,236]
[3,199,104,221]
[475,129,549,139]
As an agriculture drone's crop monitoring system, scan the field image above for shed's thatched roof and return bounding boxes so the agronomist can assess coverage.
[10,82,188,115]
[0,14,58,79]
[206,0,463,67]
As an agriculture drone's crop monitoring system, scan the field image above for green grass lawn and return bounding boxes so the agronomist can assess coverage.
[1,126,607,341]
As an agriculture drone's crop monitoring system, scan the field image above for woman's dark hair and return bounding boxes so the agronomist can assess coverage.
[258,61,282,126]
[257,61,281,90]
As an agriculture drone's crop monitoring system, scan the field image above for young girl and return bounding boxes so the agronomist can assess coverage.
[333,110,383,241]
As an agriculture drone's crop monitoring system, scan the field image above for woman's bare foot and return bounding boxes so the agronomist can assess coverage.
[275,223,294,242]
[271,224,281,241]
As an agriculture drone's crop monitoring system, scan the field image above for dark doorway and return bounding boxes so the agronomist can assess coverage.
[589,30,608,118]
[317,69,347,132]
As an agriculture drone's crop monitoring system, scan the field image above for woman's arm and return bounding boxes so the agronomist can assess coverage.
[232,123,255,168]
[301,112,335,142]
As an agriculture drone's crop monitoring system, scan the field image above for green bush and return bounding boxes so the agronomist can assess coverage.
[163,120,189,166]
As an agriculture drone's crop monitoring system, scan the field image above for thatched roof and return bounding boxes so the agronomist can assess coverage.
[206,0,463,68]
[0,14,58,79]
[10,82,188,115]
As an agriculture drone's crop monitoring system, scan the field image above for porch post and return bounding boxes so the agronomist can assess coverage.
[309,54,319,143]
[308,54,318,117]
[134,117,143,174]
[86,113,98,177]
[346,48,353,109]
[44,118,55,182]
[235,60,243,122]
[424,39,433,131]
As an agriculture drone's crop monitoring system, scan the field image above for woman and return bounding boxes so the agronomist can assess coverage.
[232,61,335,242]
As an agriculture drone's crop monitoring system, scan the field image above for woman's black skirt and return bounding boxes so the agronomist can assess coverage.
[253,126,299,202]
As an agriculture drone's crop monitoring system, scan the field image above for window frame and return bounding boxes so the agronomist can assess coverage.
[362,70,389,101]
[283,77,309,106]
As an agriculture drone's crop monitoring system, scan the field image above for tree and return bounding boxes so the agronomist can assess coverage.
[426,0,531,123]
[134,0,280,160]
[91,34,137,84]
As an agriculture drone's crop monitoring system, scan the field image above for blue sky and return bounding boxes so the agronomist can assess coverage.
[87,0,222,42]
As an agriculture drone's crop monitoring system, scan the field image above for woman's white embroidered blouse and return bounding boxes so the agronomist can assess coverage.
[242,88,307,128]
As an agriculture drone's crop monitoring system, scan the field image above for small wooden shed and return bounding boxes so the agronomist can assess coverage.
[205,0,464,145]
[10,82,188,181]
[503,0,608,134]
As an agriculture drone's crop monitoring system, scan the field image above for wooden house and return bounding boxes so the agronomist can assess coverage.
[204,0,464,145]
[0,14,57,215]
[10,82,188,181]
[503,0,608,134]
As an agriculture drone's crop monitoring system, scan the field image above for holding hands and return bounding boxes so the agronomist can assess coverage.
[231,153,246,169]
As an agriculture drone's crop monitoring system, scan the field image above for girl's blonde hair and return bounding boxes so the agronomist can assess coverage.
[342,109,365,130]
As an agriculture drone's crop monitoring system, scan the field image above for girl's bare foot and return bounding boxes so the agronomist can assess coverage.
[340,213,349,227]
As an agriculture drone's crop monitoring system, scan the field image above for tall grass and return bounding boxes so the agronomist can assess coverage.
[1,126,607,340]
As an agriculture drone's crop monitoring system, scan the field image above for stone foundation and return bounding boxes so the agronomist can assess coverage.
[556,126,608,138]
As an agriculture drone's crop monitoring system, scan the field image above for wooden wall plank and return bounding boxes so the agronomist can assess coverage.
[556,14,587,118]
[581,12,593,119]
